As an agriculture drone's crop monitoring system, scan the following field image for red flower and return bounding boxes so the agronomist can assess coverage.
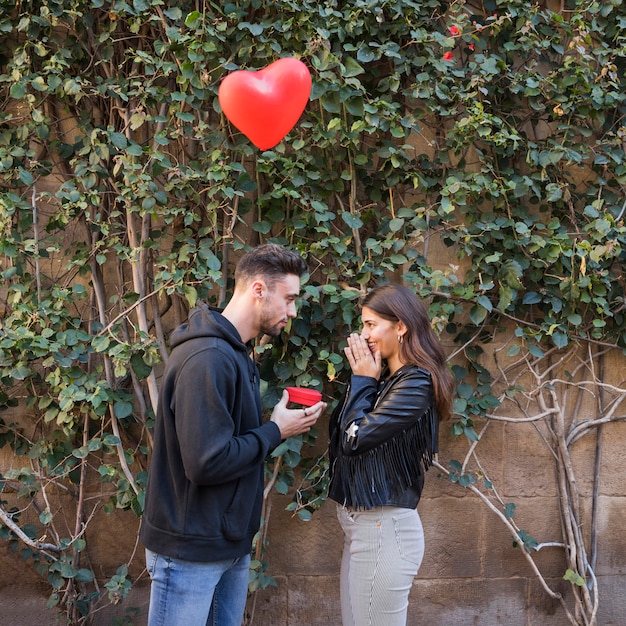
[469,43,475,51]
[443,51,454,61]
[449,25,460,36]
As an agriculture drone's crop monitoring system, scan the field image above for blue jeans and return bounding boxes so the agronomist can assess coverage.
[145,548,250,626]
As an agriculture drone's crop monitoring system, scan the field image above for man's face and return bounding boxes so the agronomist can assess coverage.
[259,274,301,336]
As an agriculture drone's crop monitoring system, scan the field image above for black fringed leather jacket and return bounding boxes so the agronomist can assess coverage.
[328,365,438,510]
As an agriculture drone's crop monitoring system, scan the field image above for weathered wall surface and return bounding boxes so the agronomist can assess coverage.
[1,416,626,625]
[2,284,625,625]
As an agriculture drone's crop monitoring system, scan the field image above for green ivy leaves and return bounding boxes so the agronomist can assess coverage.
[1,0,626,620]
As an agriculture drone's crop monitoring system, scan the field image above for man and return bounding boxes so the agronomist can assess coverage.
[140,243,326,625]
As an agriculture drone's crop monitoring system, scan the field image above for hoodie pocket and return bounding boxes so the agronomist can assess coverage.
[222,478,255,541]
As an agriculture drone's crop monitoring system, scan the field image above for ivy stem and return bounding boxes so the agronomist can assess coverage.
[0,506,59,556]
[31,186,41,304]
[349,151,363,260]
[246,455,284,625]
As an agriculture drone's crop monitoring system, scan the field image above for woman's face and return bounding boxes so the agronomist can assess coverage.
[360,306,403,362]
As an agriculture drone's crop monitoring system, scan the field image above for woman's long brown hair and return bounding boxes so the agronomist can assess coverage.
[362,283,455,420]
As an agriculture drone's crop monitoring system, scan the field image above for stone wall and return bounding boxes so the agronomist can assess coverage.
[2,412,626,625]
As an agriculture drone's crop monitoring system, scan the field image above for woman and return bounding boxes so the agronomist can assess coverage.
[328,283,455,626]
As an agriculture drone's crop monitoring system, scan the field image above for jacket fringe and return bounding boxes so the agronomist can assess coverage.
[335,406,438,509]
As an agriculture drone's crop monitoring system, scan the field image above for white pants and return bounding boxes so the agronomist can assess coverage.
[337,505,425,626]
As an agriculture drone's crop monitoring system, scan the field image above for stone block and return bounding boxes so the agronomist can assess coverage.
[595,574,626,625]
[528,576,572,625]
[434,416,505,499]
[92,583,150,626]
[598,422,626,496]
[245,576,288,625]
[418,495,484,579]
[595,496,626,576]
[285,575,341,625]
[502,421,559,497]
[0,580,149,626]
[266,495,342,576]
[410,577,530,625]
[484,495,567,579]
[249,575,340,626]
[0,542,43,588]
[84,507,144,578]
[0,584,64,626]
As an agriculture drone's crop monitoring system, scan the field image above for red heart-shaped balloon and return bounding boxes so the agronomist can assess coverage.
[218,57,312,150]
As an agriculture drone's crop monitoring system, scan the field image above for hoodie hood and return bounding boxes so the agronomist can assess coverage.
[169,302,246,354]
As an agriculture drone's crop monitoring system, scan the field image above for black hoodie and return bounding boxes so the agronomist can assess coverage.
[140,303,282,561]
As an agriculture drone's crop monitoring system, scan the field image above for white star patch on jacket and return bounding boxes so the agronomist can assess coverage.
[345,422,359,441]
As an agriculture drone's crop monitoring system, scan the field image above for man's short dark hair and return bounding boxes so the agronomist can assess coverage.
[235,243,308,289]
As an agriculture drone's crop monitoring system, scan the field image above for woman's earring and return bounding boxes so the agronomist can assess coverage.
[398,334,404,344]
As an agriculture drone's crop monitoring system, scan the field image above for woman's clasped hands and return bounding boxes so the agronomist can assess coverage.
[344,332,382,380]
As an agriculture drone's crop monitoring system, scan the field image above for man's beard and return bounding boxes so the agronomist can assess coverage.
[261,323,284,337]
[259,302,287,337]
